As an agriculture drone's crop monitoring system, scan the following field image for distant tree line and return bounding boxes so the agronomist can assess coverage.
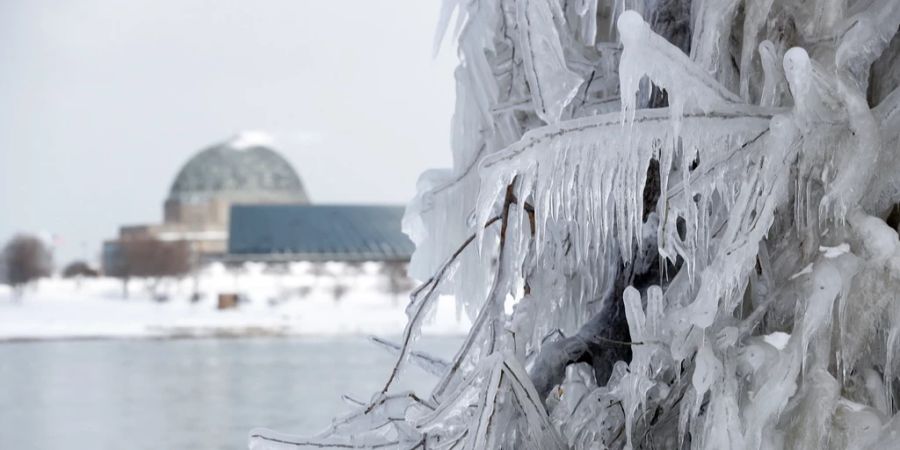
[1,233,192,300]
[2,233,413,303]
[106,237,191,298]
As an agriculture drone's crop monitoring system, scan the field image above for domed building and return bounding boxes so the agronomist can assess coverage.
[163,133,309,229]
[102,132,310,272]
[102,131,414,276]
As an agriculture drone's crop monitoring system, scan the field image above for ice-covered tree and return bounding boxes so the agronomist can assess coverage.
[252,0,900,448]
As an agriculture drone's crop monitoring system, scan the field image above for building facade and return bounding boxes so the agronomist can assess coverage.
[102,132,413,275]
[102,132,309,273]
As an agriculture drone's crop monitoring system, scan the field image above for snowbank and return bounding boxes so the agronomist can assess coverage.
[0,262,469,341]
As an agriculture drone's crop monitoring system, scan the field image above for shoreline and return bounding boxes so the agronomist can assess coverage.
[0,329,468,344]
[0,274,471,344]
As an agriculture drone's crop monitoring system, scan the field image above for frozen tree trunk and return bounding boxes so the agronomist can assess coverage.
[251,0,900,449]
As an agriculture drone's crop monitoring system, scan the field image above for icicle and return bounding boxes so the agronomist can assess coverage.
[690,0,742,90]
[739,0,775,101]
[516,0,585,124]
[758,40,785,107]
[618,10,742,124]
[782,367,840,450]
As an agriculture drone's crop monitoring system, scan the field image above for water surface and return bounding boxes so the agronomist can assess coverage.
[0,336,460,450]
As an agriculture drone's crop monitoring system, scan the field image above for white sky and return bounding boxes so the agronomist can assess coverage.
[0,0,458,265]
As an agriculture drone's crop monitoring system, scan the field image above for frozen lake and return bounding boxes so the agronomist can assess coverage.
[0,336,461,450]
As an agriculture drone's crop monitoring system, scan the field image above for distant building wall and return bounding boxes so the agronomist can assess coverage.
[101,240,123,276]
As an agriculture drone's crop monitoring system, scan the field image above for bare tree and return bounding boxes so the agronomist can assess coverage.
[332,281,349,302]
[62,260,99,278]
[109,238,190,299]
[380,261,414,301]
[2,234,52,298]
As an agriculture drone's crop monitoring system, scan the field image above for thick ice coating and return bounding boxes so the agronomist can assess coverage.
[251,1,900,449]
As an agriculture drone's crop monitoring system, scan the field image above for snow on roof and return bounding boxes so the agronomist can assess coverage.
[230,130,276,150]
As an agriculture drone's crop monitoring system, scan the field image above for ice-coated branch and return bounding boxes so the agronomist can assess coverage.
[481,106,773,168]
[835,0,900,82]
[528,297,638,401]
[430,182,521,401]
[249,433,398,450]
[369,336,450,377]
[376,213,502,398]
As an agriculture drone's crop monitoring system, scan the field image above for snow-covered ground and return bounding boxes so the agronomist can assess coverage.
[0,262,469,340]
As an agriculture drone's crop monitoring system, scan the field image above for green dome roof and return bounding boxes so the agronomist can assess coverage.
[167,132,309,203]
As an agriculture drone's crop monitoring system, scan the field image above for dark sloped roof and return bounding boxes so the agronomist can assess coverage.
[228,204,414,262]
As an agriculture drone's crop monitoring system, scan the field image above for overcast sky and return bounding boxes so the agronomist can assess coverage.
[0,0,458,265]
